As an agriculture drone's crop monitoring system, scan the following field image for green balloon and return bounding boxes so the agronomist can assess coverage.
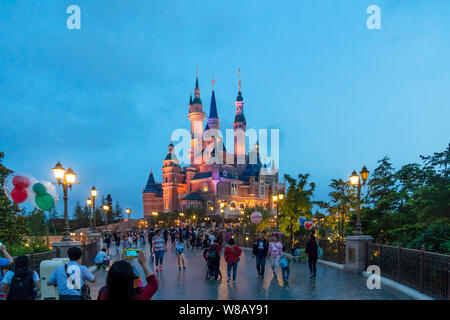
[33,183,47,195]
[36,193,55,211]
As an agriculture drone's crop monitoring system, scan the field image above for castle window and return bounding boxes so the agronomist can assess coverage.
[165,199,169,210]
[203,183,208,192]
[223,170,227,176]
[190,203,194,209]
[164,190,168,196]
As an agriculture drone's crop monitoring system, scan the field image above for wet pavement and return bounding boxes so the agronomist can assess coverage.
[90,242,411,300]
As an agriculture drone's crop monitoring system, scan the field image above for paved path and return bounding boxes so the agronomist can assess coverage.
[90,242,411,300]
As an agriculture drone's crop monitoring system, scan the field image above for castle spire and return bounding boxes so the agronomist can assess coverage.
[207,77,219,130]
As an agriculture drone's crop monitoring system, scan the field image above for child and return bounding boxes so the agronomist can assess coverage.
[279,246,293,285]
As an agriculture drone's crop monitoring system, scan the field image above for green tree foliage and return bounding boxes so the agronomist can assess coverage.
[47,207,63,235]
[72,201,89,229]
[25,208,47,236]
[359,144,450,253]
[279,173,315,247]
[0,152,28,246]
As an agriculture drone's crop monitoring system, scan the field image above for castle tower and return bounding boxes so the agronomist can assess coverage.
[207,78,220,130]
[188,69,206,165]
[234,68,246,165]
[162,141,182,212]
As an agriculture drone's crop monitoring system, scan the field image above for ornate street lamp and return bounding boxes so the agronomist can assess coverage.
[126,208,132,230]
[86,198,93,230]
[90,187,98,227]
[349,166,370,235]
[103,204,110,225]
[52,162,77,241]
[272,192,284,231]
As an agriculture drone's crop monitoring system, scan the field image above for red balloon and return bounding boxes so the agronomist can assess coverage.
[11,188,28,203]
[12,176,30,189]
[305,221,314,231]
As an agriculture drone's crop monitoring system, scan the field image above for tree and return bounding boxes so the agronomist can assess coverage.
[47,207,64,235]
[0,152,28,246]
[242,205,272,235]
[72,201,89,229]
[111,201,124,223]
[279,173,316,248]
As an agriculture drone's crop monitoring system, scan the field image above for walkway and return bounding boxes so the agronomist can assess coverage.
[90,242,411,300]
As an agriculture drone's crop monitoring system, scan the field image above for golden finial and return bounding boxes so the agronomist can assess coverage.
[196,66,198,78]
[238,68,241,91]
[211,77,215,90]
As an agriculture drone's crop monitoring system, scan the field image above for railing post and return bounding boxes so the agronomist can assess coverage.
[447,270,450,300]
[397,246,401,282]
[419,246,425,293]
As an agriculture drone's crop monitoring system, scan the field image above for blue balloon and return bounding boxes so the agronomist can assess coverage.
[298,216,307,226]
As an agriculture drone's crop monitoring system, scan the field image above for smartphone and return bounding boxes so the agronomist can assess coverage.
[124,249,140,258]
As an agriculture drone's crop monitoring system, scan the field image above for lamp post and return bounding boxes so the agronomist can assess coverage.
[208,205,214,227]
[103,204,110,225]
[219,200,227,228]
[126,208,132,230]
[179,212,185,226]
[349,166,370,236]
[272,192,284,231]
[151,211,158,227]
[52,162,77,241]
[90,187,98,228]
[86,198,93,230]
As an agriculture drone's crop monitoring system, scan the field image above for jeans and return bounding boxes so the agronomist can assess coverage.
[308,257,317,276]
[281,266,290,281]
[256,255,266,276]
[227,260,239,281]
[154,250,164,267]
[269,256,280,275]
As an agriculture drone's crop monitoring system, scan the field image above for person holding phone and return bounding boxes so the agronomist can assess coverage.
[98,251,157,300]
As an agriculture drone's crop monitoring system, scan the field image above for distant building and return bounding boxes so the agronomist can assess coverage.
[143,73,285,220]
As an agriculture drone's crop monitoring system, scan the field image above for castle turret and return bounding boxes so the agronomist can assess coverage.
[162,141,182,212]
[188,70,206,165]
[234,69,246,164]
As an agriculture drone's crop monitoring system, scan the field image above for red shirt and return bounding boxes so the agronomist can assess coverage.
[224,245,242,264]
[98,274,158,300]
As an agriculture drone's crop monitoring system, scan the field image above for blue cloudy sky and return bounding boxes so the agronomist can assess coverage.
[1,0,449,219]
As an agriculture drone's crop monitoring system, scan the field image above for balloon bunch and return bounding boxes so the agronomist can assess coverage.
[250,211,262,224]
[4,173,58,211]
[298,216,314,230]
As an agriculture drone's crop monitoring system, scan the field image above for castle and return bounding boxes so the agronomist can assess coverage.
[142,72,285,221]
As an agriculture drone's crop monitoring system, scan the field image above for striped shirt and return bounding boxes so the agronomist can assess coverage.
[152,235,165,251]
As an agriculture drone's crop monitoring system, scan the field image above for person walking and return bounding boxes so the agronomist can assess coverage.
[268,234,283,278]
[203,239,222,282]
[279,246,293,285]
[163,228,169,246]
[175,234,186,270]
[97,251,158,300]
[252,231,269,278]
[224,238,242,283]
[47,246,96,300]
[305,232,319,278]
[152,229,165,271]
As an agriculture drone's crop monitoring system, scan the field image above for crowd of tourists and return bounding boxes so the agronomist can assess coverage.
[0,225,320,300]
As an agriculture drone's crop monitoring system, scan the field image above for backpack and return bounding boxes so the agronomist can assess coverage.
[279,255,289,269]
[208,246,218,262]
[7,270,36,300]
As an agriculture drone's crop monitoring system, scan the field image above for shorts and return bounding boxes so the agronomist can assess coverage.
[176,247,184,254]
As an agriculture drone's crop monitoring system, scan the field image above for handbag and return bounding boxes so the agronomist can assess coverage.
[316,240,323,259]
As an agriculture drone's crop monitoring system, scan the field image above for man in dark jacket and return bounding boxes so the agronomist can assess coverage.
[305,232,319,278]
[252,231,269,277]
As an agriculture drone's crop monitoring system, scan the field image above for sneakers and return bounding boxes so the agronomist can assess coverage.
[159,266,163,271]
[155,267,159,272]
[227,278,231,283]
[183,266,186,270]
[179,266,182,271]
